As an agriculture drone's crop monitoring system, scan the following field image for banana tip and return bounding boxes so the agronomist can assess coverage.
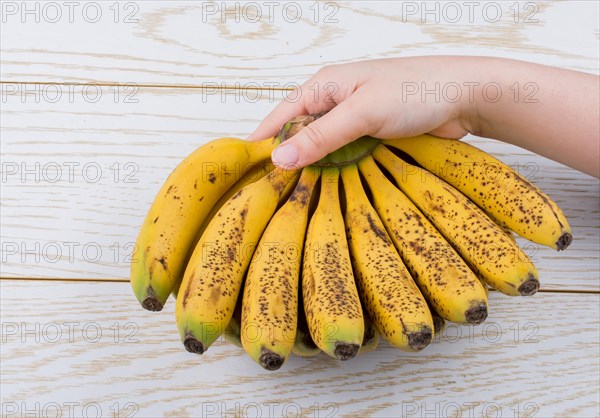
[518,275,540,296]
[183,336,205,354]
[556,233,573,251]
[141,296,163,312]
[333,342,360,361]
[408,328,433,350]
[465,302,488,324]
[259,350,285,371]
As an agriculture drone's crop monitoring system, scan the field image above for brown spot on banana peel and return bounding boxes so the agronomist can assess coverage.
[157,257,167,270]
[209,285,222,303]
[181,269,195,308]
[288,182,311,205]
[366,212,387,241]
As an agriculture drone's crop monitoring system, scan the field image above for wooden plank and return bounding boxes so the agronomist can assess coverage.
[1,279,598,417]
[1,1,598,85]
[2,85,598,291]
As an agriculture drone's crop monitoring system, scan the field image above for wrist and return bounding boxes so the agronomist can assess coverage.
[454,56,497,137]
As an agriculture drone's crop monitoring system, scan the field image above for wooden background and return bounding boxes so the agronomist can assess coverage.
[1,1,599,417]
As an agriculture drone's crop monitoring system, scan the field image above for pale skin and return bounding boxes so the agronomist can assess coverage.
[248,56,599,178]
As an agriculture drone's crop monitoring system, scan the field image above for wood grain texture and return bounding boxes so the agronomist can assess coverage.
[1,279,598,417]
[2,85,598,291]
[1,1,599,415]
[1,1,598,86]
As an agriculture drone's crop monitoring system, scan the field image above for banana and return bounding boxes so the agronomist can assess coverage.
[241,168,320,371]
[383,136,572,250]
[176,167,299,354]
[170,161,275,301]
[302,167,364,360]
[131,136,277,311]
[358,155,488,324]
[497,221,516,242]
[341,164,433,350]
[292,289,321,357]
[373,145,540,296]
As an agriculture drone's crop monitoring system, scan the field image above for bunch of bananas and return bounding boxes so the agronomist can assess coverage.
[131,114,572,370]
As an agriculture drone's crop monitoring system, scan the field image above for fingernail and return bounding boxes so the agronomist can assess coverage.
[272,143,299,169]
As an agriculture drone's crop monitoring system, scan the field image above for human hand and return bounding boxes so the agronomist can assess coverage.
[248,56,475,169]
[249,56,599,177]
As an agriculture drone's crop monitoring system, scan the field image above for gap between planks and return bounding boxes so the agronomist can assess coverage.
[0,276,598,295]
[0,80,295,91]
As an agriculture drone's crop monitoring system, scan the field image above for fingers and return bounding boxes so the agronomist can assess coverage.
[271,96,373,169]
[247,71,346,141]
[247,94,307,142]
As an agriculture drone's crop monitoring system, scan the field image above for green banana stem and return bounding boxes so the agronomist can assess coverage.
[279,112,381,167]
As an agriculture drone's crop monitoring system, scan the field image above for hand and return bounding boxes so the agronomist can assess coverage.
[249,56,599,177]
[248,56,473,169]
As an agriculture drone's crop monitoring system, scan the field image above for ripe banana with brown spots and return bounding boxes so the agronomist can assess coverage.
[373,145,540,296]
[358,155,488,324]
[383,136,572,250]
[241,168,320,370]
[302,167,364,360]
[171,161,275,300]
[131,136,277,311]
[176,168,299,354]
[341,164,433,350]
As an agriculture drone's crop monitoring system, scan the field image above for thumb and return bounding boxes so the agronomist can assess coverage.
[271,98,372,169]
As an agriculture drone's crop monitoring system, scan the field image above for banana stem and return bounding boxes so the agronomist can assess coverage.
[278,114,381,167]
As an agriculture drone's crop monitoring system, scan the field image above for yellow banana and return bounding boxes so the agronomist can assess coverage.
[302,167,364,360]
[171,161,275,301]
[383,136,572,250]
[497,221,516,242]
[358,155,488,324]
[176,168,299,354]
[131,136,277,311]
[341,164,433,350]
[195,160,275,242]
[373,145,540,296]
[241,168,320,370]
